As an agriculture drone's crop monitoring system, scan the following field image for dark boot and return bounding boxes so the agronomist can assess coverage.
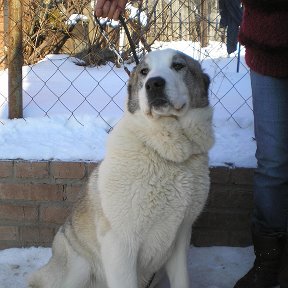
[233,231,285,288]
[279,237,288,288]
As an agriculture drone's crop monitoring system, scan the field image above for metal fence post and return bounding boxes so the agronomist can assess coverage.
[8,0,23,119]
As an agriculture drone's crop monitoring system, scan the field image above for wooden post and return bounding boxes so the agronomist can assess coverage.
[8,0,23,119]
[0,1,8,69]
[200,0,209,47]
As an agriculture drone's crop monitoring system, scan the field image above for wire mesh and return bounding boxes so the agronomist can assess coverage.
[0,0,251,129]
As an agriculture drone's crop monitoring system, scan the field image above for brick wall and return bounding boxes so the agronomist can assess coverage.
[192,167,254,247]
[0,160,96,249]
[0,161,254,249]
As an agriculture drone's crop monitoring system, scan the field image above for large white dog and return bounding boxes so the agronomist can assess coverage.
[28,49,214,288]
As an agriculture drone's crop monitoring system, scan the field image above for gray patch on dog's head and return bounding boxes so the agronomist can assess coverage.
[173,52,210,108]
[127,58,147,114]
[127,68,139,113]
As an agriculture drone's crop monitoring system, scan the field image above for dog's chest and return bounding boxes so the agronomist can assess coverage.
[133,160,207,251]
[98,141,209,278]
[99,151,209,224]
[137,209,184,269]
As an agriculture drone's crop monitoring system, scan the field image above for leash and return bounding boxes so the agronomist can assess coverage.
[95,13,156,288]
[94,13,140,76]
[119,14,140,65]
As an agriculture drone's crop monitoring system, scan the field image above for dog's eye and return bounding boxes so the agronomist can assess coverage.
[172,63,185,71]
[140,68,149,76]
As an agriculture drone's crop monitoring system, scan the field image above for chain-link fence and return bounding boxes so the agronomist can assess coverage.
[0,0,252,129]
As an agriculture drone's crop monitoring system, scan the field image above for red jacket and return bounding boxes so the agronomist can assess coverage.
[239,0,288,77]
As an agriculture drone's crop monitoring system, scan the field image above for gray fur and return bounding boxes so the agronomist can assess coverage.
[174,52,210,108]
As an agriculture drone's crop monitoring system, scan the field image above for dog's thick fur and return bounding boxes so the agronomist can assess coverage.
[28,49,214,288]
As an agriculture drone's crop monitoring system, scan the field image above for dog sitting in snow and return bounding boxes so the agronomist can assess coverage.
[28,48,214,288]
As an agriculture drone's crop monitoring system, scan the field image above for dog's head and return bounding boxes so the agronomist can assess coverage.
[127,49,210,118]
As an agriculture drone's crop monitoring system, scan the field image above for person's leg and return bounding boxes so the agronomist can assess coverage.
[251,71,288,236]
[234,71,288,288]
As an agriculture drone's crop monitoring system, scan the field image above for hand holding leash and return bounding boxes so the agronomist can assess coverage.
[94,0,128,20]
[94,0,140,69]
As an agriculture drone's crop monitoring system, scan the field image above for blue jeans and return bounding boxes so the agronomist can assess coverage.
[251,70,288,236]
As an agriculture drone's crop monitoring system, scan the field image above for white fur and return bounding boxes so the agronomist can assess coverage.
[138,49,190,118]
[28,49,214,288]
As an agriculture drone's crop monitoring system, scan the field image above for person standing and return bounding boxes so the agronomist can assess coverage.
[234,0,288,287]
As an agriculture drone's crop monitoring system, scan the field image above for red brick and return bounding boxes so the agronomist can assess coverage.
[40,206,71,225]
[20,226,55,243]
[0,226,18,241]
[210,167,231,184]
[87,162,98,176]
[0,183,66,201]
[0,204,38,221]
[208,183,253,209]
[0,241,21,249]
[14,161,49,178]
[50,162,86,179]
[194,210,251,230]
[0,163,258,248]
[229,230,252,247]
[64,184,84,202]
[191,228,230,247]
[0,160,13,178]
[230,168,254,185]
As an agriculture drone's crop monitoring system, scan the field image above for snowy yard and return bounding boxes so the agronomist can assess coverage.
[0,41,258,287]
[0,246,255,288]
[0,41,256,167]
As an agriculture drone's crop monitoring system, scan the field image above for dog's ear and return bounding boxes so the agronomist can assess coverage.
[202,72,210,97]
[194,70,210,107]
[127,66,140,114]
[182,54,210,108]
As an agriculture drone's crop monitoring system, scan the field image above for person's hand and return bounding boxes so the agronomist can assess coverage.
[94,0,128,20]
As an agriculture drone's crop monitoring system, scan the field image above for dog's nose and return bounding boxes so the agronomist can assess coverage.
[146,77,169,108]
[145,77,166,91]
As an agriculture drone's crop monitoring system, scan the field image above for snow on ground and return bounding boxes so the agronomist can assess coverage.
[0,113,256,167]
[0,246,255,288]
[0,116,108,161]
[0,41,256,167]
[0,41,258,287]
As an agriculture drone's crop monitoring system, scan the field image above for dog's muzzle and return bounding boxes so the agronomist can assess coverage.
[145,77,170,108]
